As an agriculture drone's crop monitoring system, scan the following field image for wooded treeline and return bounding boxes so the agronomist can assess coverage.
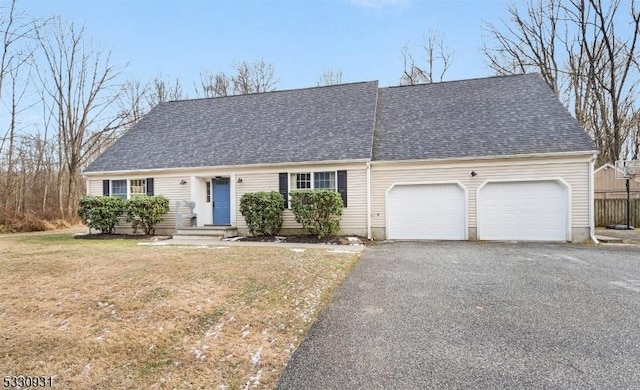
[1,0,639,230]
[482,0,640,166]
[0,1,292,229]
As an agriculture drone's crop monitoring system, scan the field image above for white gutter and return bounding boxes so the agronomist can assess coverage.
[589,155,599,244]
[370,150,598,167]
[82,158,371,177]
[366,161,372,240]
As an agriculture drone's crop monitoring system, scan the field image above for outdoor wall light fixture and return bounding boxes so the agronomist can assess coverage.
[237,178,243,183]
[470,171,478,177]
[179,179,187,185]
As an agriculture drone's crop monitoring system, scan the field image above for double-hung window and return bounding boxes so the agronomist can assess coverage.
[313,171,336,190]
[110,180,127,199]
[280,170,347,208]
[104,178,153,199]
[130,179,147,197]
[294,173,312,189]
[291,171,336,190]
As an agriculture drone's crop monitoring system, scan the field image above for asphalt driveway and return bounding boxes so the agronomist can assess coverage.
[277,242,640,389]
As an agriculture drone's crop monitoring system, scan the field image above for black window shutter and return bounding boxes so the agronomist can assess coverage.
[279,173,288,208]
[337,170,347,207]
[102,180,110,196]
[146,178,154,195]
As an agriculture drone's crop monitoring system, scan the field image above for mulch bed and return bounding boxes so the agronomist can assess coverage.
[236,235,365,245]
[74,232,367,245]
[74,233,171,241]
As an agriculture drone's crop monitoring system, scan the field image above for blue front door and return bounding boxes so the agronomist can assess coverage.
[212,178,231,225]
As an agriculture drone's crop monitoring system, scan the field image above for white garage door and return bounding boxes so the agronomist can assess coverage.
[387,183,466,240]
[477,180,568,241]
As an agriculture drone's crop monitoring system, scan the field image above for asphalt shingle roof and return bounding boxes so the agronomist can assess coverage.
[372,73,596,161]
[84,81,379,172]
[84,74,596,173]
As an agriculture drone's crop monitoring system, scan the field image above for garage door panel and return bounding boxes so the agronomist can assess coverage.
[478,181,567,241]
[387,184,465,240]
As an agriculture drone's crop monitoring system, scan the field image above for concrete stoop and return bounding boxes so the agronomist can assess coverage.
[172,226,238,241]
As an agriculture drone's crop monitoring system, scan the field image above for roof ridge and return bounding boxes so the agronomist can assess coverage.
[167,80,380,103]
[379,72,540,90]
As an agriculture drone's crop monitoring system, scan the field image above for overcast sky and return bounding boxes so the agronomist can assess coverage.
[18,0,509,94]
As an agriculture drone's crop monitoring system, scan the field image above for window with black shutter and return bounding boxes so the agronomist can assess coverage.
[102,180,110,196]
[337,170,347,207]
[279,173,289,208]
[285,170,347,208]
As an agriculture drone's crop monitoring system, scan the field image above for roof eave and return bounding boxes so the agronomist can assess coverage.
[371,150,599,165]
[81,158,372,177]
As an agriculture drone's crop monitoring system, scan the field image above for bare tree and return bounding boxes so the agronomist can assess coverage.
[400,30,454,85]
[483,0,640,164]
[146,73,183,107]
[0,0,44,97]
[231,59,277,94]
[197,70,231,97]
[1,62,31,210]
[0,0,51,220]
[197,60,278,98]
[575,0,639,164]
[119,79,149,125]
[86,77,149,160]
[625,110,640,160]
[34,102,58,215]
[317,68,343,86]
[36,18,127,218]
[482,0,563,93]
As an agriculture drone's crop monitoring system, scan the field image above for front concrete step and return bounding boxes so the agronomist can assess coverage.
[173,226,238,240]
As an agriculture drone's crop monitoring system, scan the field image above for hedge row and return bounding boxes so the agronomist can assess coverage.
[239,191,284,236]
[78,195,169,235]
[290,190,343,239]
[239,190,343,239]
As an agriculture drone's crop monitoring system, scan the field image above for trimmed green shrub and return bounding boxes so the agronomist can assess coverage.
[239,191,284,236]
[290,190,343,239]
[125,195,170,235]
[77,195,126,234]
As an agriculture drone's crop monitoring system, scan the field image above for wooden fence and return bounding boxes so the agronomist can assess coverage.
[595,199,640,226]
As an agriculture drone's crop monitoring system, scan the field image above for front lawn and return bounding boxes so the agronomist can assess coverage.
[0,232,360,388]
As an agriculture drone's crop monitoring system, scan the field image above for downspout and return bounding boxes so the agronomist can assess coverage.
[589,156,599,244]
[190,175,198,227]
[367,82,379,241]
[366,161,372,240]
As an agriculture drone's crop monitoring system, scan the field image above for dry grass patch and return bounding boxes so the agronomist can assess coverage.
[0,233,360,389]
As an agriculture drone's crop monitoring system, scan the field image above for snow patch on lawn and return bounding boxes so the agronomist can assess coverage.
[250,347,262,366]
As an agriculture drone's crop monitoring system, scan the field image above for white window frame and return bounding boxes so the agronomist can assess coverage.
[292,172,312,189]
[314,171,336,190]
[290,171,337,191]
[109,179,147,199]
[287,171,339,209]
[110,179,127,199]
[129,179,147,198]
